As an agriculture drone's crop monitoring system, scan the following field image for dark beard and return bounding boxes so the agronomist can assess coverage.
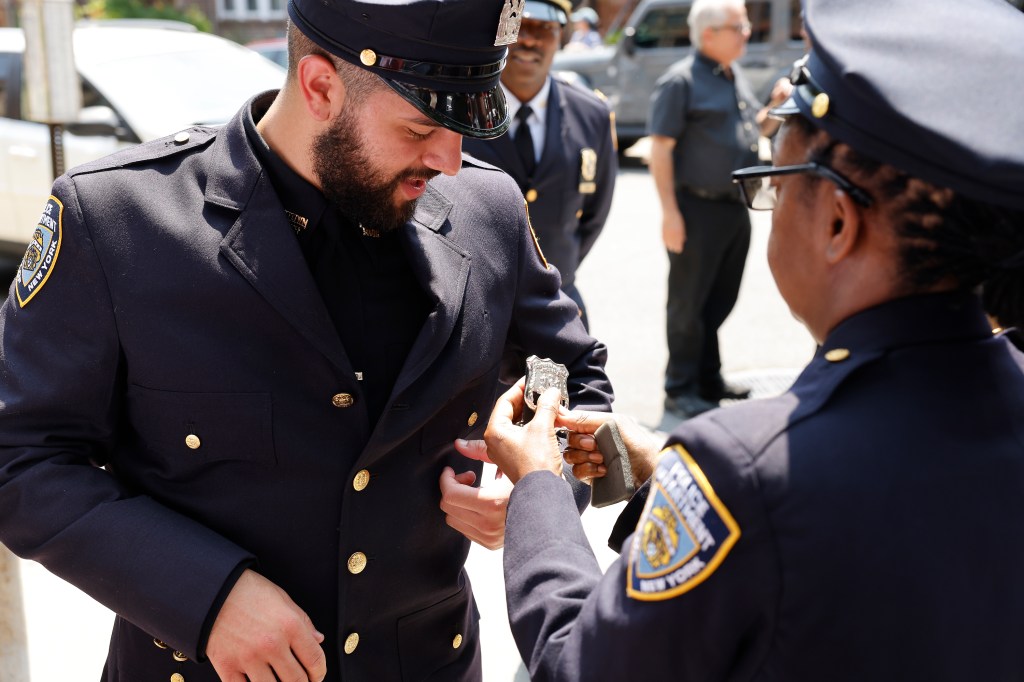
[311,104,438,234]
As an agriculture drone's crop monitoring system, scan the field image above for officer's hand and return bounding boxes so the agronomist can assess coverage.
[206,569,326,682]
[768,76,794,107]
[439,451,513,550]
[481,380,566,484]
[556,411,662,487]
[663,209,686,254]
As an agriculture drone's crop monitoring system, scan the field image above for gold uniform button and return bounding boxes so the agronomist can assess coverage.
[171,674,185,682]
[812,92,830,118]
[825,348,851,362]
[184,434,201,450]
[347,551,367,574]
[172,651,189,662]
[360,49,377,66]
[332,393,355,408]
[452,633,463,649]
[344,632,360,654]
[153,638,168,649]
[525,188,538,202]
[575,209,583,219]
[467,411,478,427]
[173,131,190,144]
[353,469,370,491]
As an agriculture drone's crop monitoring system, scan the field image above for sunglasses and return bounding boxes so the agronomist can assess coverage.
[731,163,873,210]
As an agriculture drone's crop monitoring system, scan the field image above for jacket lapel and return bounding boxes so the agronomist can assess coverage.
[390,185,466,398]
[207,100,351,374]
[536,79,567,176]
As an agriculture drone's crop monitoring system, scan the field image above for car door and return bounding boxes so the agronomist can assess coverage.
[0,48,124,256]
[616,1,693,132]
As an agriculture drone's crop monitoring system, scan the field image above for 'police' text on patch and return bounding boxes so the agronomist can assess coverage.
[17,196,64,308]
[627,444,740,601]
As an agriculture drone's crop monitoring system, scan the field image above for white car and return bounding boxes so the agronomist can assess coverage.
[0,20,286,258]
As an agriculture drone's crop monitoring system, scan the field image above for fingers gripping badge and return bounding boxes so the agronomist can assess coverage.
[16,196,64,307]
[627,445,740,601]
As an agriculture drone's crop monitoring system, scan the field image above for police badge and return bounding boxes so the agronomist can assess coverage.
[520,355,569,424]
[578,148,597,194]
[495,0,525,46]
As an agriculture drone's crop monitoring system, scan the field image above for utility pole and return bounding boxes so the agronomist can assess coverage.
[19,0,81,179]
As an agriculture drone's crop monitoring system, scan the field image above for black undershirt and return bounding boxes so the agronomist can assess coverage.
[243,96,432,427]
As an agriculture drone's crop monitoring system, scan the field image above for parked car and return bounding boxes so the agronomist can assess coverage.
[553,0,806,150]
[0,20,286,258]
[246,36,288,68]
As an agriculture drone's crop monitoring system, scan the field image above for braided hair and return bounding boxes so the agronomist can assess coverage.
[789,115,1024,340]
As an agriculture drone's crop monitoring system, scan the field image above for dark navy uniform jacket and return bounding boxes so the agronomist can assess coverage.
[462,76,617,316]
[504,292,1024,681]
[0,94,613,681]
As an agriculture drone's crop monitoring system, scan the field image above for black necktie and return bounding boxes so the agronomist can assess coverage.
[514,105,537,177]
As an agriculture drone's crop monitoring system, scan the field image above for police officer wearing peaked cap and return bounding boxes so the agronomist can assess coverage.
[0,0,615,680]
[287,0,518,138]
[466,0,1024,678]
[463,0,618,328]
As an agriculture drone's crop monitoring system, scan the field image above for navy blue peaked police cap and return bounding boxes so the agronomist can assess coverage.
[288,0,527,138]
[773,0,1024,210]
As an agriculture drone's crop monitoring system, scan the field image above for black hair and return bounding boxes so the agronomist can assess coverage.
[285,22,385,103]
[789,115,1024,329]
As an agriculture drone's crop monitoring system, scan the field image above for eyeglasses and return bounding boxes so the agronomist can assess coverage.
[713,21,752,34]
[731,163,873,210]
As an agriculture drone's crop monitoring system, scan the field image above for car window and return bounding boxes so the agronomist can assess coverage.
[633,5,691,49]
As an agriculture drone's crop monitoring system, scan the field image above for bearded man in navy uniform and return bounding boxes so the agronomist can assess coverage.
[0,1,614,680]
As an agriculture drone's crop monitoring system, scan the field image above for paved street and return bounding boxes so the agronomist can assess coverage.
[6,156,816,680]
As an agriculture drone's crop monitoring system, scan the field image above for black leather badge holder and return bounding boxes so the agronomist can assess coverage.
[591,421,636,508]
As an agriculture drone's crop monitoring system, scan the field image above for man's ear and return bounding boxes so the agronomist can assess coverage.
[824,189,863,265]
[296,54,347,121]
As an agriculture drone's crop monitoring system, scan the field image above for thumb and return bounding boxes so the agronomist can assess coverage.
[530,386,563,431]
[454,438,492,464]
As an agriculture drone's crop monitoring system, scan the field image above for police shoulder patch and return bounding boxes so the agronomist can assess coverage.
[627,444,740,601]
[16,196,64,308]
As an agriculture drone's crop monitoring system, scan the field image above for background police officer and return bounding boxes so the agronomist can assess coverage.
[466,0,1024,677]
[463,0,618,328]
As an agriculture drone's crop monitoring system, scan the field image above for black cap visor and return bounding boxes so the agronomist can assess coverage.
[385,79,510,139]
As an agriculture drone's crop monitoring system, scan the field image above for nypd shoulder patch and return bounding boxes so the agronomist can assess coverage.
[627,444,740,601]
[16,196,64,308]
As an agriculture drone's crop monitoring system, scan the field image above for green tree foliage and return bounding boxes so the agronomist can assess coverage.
[79,0,213,32]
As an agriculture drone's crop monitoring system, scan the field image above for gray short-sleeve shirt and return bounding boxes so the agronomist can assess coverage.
[648,52,761,195]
